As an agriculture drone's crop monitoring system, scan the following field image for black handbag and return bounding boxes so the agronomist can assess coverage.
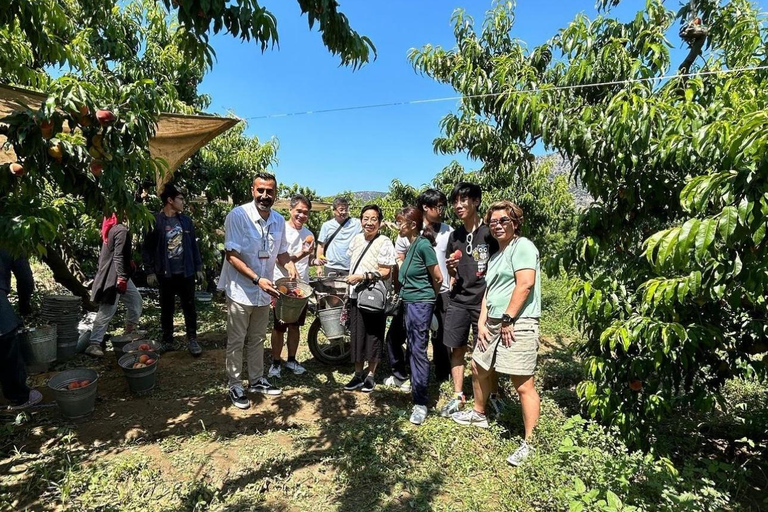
[350,234,397,314]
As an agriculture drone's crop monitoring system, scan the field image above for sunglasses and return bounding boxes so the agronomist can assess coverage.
[488,217,513,227]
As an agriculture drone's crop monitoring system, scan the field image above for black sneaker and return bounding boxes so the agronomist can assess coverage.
[361,376,375,393]
[248,377,282,396]
[229,386,250,409]
[343,374,365,391]
[188,338,202,357]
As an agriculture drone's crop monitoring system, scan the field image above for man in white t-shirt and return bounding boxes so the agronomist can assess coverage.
[269,194,316,378]
[316,197,362,276]
[385,189,454,390]
[218,172,299,410]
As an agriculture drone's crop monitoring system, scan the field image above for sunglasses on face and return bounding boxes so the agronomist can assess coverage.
[489,217,513,227]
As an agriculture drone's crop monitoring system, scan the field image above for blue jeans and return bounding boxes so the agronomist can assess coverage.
[404,302,434,406]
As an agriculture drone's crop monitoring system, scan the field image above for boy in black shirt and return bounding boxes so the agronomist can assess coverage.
[440,183,500,417]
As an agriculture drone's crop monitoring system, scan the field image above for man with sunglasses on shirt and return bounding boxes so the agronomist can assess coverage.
[439,182,500,418]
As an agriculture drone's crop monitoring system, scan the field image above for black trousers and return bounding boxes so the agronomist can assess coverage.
[0,329,30,405]
[386,291,451,383]
[159,274,197,342]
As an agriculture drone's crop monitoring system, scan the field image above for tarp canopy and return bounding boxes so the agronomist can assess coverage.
[0,84,238,191]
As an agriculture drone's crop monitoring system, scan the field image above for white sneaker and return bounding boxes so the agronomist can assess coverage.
[409,405,428,425]
[285,360,306,375]
[506,441,534,466]
[383,375,411,392]
[384,375,405,388]
[268,363,281,378]
[451,408,489,428]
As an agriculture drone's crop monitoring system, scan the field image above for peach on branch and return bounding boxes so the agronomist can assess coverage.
[96,109,115,126]
[9,163,25,177]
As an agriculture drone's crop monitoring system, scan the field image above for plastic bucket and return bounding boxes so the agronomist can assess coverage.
[274,278,312,324]
[318,307,345,339]
[111,333,144,355]
[48,369,99,420]
[118,351,159,394]
[21,325,58,366]
[122,340,163,354]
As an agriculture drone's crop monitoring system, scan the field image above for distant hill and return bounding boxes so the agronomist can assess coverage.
[537,153,593,210]
[352,191,387,202]
[342,157,592,209]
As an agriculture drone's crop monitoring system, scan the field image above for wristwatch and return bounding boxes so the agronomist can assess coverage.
[252,275,260,286]
[501,314,514,325]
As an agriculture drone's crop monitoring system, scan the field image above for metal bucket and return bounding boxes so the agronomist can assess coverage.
[48,368,99,420]
[57,340,78,361]
[118,351,159,394]
[194,291,213,309]
[21,325,58,366]
[274,278,312,324]
[111,333,144,355]
[122,340,163,354]
[318,307,345,339]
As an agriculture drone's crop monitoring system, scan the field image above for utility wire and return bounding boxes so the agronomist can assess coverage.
[241,65,768,121]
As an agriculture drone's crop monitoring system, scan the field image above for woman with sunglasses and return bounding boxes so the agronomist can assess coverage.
[343,205,396,393]
[451,201,541,467]
[395,206,443,425]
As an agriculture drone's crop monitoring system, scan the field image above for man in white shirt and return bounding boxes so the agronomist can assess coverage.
[385,189,454,390]
[269,194,315,378]
[218,172,299,410]
[316,197,362,277]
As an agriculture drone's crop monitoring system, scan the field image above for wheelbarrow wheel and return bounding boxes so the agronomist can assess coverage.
[307,317,351,365]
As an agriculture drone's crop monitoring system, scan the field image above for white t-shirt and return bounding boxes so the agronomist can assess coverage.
[217,204,289,306]
[318,217,362,271]
[394,223,453,294]
[347,233,397,299]
[274,223,313,282]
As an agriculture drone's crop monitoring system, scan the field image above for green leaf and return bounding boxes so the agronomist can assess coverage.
[718,206,738,243]
[606,490,623,509]
[694,218,717,261]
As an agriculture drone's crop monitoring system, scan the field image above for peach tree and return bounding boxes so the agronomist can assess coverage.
[1,0,373,302]
[410,0,768,446]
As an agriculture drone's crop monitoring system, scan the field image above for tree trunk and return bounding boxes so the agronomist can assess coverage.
[41,244,97,311]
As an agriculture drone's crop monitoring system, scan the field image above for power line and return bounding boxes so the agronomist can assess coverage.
[241,65,768,121]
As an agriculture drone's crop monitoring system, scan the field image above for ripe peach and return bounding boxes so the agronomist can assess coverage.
[278,285,289,295]
[67,382,81,390]
[138,354,150,364]
[90,160,103,178]
[452,250,462,260]
[132,362,146,369]
[305,235,314,244]
[145,358,155,365]
[138,343,151,351]
[40,120,54,139]
[629,380,643,392]
[96,109,115,126]
[9,163,25,177]
[79,380,91,387]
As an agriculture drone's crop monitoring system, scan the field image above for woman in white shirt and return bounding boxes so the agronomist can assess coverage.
[343,204,396,393]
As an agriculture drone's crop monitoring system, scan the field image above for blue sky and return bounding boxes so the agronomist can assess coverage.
[199,1,684,197]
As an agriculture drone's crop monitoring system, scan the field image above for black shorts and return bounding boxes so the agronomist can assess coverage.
[273,304,308,333]
[442,302,481,349]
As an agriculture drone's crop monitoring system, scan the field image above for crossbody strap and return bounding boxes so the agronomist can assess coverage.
[351,234,380,275]
[323,217,351,249]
